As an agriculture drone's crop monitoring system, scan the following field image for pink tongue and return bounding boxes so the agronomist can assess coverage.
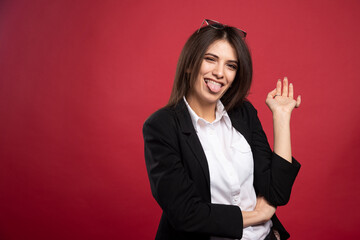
[206,81,221,93]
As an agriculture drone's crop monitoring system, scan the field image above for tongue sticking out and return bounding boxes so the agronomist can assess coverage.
[206,80,222,93]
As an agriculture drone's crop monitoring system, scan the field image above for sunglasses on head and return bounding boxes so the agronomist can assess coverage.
[197,19,247,39]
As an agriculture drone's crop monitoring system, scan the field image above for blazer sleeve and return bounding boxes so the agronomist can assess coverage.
[143,108,243,238]
[245,102,301,206]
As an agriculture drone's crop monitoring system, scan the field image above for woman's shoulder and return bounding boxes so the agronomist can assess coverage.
[229,99,258,119]
[143,105,177,128]
[242,99,257,112]
[142,105,181,141]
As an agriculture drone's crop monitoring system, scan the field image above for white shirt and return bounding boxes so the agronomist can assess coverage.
[183,97,272,240]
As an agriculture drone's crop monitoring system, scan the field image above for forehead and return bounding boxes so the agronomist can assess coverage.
[206,39,237,60]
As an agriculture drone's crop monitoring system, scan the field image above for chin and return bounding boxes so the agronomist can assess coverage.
[201,91,223,104]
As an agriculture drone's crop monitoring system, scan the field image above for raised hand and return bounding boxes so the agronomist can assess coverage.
[266,77,301,116]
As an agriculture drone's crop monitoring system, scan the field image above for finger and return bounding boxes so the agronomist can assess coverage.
[295,95,301,108]
[289,83,294,99]
[282,77,288,97]
[268,88,277,98]
[276,79,281,96]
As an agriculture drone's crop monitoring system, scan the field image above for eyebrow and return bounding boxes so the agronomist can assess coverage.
[204,53,238,64]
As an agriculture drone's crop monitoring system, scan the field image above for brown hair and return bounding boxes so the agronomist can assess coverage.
[167,25,253,111]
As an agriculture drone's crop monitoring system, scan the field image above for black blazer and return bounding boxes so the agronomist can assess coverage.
[143,99,301,240]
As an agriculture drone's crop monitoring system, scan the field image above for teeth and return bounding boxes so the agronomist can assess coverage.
[205,79,222,86]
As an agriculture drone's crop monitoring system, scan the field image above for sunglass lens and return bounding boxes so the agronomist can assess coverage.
[206,19,224,29]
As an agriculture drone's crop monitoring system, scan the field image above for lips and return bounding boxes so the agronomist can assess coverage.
[204,78,223,93]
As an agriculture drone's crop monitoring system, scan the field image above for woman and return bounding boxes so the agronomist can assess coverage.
[143,19,301,240]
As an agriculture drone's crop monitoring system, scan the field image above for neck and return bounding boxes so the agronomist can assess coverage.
[185,95,217,122]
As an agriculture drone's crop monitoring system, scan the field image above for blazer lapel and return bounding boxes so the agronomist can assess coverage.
[228,105,252,145]
[174,100,210,188]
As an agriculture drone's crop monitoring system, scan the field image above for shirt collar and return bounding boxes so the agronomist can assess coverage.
[183,96,231,131]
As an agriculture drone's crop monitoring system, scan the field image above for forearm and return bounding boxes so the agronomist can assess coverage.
[267,77,300,163]
[242,196,275,228]
[242,210,264,228]
[273,112,292,163]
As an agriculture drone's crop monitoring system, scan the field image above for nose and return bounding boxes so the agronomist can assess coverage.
[212,64,224,79]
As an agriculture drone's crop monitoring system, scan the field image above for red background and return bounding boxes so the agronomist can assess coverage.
[1,0,360,239]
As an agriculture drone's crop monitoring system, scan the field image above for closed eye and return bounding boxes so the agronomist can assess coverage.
[204,57,216,62]
[227,64,238,70]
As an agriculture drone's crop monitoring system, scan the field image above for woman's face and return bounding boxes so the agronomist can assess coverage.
[187,39,238,107]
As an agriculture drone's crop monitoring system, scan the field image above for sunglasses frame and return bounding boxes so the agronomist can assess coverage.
[197,19,247,39]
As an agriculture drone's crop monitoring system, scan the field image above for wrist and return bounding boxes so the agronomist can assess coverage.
[255,209,268,224]
[273,111,291,124]
[273,108,291,117]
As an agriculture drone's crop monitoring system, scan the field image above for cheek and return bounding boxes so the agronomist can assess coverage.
[199,61,212,74]
[194,76,204,91]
